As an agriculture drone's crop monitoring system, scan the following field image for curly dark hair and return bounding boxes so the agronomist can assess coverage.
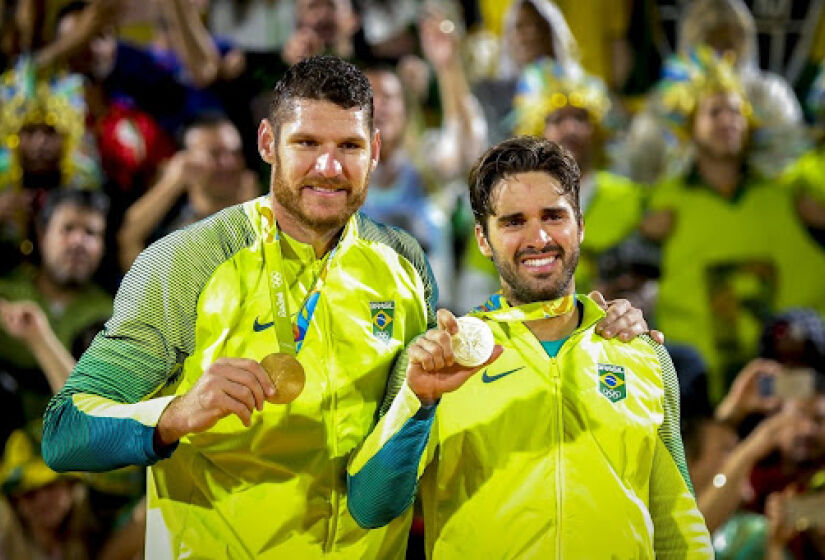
[269,55,373,137]
[468,136,581,233]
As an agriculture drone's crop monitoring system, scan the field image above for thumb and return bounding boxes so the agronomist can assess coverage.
[588,290,608,310]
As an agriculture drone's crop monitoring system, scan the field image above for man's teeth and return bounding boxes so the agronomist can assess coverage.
[523,256,556,267]
[309,186,340,192]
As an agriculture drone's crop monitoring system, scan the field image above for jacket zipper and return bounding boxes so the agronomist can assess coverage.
[551,356,563,559]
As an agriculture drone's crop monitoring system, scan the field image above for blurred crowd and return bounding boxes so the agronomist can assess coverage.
[1,0,825,558]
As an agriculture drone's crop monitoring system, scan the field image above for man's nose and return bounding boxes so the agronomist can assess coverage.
[315,150,343,178]
[525,221,551,247]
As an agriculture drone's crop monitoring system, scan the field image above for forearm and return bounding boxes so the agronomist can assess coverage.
[159,0,219,87]
[43,391,176,472]
[697,443,759,532]
[432,60,486,173]
[347,382,435,528]
[118,175,185,269]
[33,0,107,70]
[42,336,179,472]
[26,330,76,393]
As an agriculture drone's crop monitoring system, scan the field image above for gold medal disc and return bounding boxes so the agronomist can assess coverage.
[260,353,306,404]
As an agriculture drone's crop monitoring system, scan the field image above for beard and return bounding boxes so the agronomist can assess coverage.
[271,153,369,234]
[490,242,579,305]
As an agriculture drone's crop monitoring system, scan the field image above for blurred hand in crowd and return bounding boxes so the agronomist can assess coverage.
[765,487,798,559]
[0,299,49,348]
[420,11,460,72]
[281,26,324,66]
[716,358,784,426]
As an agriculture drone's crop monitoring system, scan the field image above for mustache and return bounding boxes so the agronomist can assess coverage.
[515,244,563,260]
[303,177,351,190]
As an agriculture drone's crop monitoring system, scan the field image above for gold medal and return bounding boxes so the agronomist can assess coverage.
[260,353,306,404]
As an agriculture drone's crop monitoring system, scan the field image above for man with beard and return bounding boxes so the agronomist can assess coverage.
[0,188,111,434]
[640,52,825,404]
[347,136,712,558]
[42,57,652,558]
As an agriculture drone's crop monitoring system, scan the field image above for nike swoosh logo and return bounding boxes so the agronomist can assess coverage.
[253,317,275,332]
[482,366,525,384]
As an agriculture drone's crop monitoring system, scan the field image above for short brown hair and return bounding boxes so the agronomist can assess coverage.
[269,55,373,136]
[468,136,581,232]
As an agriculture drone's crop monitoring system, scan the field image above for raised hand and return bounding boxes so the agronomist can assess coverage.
[0,299,50,346]
[715,358,783,425]
[406,309,503,406]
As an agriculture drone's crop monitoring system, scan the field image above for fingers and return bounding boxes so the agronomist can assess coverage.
[409,329,454,371]
[649,329,665,344]
[197,358,276,428]
[436,308,458,335]
[597,299,648,341]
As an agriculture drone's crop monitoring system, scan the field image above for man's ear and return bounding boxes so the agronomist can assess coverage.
[258,119,276,164]
[370,129,382,172]
[475,223,492,258]
[579,217,585,244]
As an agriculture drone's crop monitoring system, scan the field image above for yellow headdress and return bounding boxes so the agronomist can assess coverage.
[511,58,611,137]
[657,46,753,136]
[0,55,97,190]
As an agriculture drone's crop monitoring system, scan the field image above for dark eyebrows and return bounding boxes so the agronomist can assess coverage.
[495,212,524,224]
[283,131,368,146]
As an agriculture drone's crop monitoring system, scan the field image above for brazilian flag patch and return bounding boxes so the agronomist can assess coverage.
[370,301,395,343]
[598,363,626,403]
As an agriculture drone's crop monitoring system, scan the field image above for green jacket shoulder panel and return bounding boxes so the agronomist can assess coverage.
[355,212,438,329]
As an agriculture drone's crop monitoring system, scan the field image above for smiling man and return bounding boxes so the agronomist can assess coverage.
[347,136,713,558]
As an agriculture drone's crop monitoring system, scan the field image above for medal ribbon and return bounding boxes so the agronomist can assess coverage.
[260,207,338,354]
[469,291,576,323]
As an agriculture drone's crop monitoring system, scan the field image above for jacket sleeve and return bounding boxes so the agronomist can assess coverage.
[42,212,252,472]
[347,344,438,528]
[646,338,714,558]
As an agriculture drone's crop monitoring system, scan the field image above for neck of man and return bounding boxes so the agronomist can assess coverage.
[36,269,75,306]
[271,198,344,258]
[23,169,62,190]
[696,151,742,199]
[506,287,580,342]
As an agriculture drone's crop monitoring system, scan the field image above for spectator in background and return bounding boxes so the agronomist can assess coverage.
[749,393,825,559]
[681,410,799,559]
[0,420,146,560]
[0,422,103,560]
[0,55,100,266]
[0,189,111,433]
[473,0,581,144]
[117,114,259,271]
[362,9,486,307]
[363,65,454,305]
[640,50,825,403]
[621,0,807,185]
[281,0,361,66]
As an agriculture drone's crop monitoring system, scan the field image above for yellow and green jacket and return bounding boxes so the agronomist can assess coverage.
[42,196,437,559]
[649,171,825,402]
[348,295,712,558]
